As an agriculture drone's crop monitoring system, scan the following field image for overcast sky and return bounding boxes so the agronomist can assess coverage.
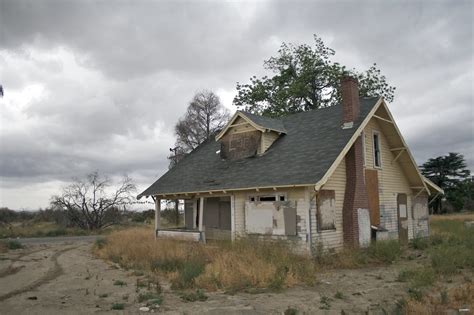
[0,0,472,210]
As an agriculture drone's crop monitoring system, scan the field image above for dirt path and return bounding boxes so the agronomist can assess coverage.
[0,241,469,314]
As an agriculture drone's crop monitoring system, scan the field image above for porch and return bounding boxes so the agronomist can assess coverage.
[153,195,233,242]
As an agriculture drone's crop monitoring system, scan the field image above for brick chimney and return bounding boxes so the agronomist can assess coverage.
[341,76,360,128]
[340,75,369,247]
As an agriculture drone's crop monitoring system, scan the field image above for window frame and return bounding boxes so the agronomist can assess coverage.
[372,130,382,169]
[248,193,287,202]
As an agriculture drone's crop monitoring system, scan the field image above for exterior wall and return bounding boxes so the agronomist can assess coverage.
[258,131,280,155]
[232,187,310,254]
[363,118,416,239]
[310,159,346,251]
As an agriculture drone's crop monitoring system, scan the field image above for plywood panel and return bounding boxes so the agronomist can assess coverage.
[365,169,380,226]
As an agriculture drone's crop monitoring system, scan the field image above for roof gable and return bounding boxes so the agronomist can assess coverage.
[216,111,286,141]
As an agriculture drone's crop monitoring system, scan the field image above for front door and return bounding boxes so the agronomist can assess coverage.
[397,194,408,244]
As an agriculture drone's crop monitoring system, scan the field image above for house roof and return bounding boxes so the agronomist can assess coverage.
[138,97,380,198]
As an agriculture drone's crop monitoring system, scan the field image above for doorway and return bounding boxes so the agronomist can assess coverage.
[397,193,408,244]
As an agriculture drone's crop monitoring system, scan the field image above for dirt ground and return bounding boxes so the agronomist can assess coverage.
[0,240,470,314]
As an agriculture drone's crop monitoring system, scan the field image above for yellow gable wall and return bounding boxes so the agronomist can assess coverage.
[363,118,415,239]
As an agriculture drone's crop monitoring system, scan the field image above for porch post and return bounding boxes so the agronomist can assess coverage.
[230,194,235,241]
[199,197,204,232]
[154,197,161,237]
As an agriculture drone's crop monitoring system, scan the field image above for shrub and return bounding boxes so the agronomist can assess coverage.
[171,259,206,289]
[111,303,125,310]
[284,307,298,315]
[410,236,429,250]
[138,292,162,304]
[367,240,401,263]
[95,238,107,249]
[179,289,208,302]
[6,240,24,250]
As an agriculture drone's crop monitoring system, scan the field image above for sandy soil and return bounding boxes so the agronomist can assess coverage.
[0,241,470,314]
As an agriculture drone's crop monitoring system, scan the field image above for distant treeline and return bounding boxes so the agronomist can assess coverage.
[0,207,157,226]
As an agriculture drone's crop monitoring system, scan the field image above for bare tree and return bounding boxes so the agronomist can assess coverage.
[174,90,230,154]
[51,172,136,230]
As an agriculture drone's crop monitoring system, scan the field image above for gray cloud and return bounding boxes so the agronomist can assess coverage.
[0,0,472,209]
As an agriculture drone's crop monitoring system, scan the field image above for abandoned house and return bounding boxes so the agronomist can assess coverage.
[137,76,443,254]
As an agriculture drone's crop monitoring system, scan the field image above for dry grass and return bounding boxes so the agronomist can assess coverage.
[430,212,474,222]
[0,241,7,253]
[405,283,474,314]
[95,228,317,292]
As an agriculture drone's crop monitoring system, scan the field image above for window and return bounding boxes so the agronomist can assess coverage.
[248,194,286,202]
[317,190,336,231]
[259,196,277,202]
[373,132,382,168]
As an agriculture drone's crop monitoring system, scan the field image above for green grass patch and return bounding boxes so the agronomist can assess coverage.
[398,267,435,288]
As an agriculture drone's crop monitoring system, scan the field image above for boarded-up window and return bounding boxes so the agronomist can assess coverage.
[220,131,261,160]
[413,196,428,220]
[317,190,336,230]
[245,200,297,235]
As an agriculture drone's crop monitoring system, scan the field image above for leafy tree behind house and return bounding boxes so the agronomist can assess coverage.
[421,152,471,213]
[168,90,230,168]
[233,35,395,117]
[51,172,136,230]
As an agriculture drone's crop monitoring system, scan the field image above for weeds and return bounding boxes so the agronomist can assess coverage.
[367,240,401,264]
[179,289,208,302]
[111,303,125,310]
[4,240,24,250]
[137,291,162,303]
[113,280,127,286]
[95,238,107,249]
[319,295,331,310]
[334,291,344,299]
[284,307,298,315]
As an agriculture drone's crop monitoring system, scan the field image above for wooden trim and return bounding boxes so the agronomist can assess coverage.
[392,149,405,164]
[151,183,315,198]
[215,112,264,141]
[390,147,406,151]
[378,102,430,195]
[315,97,384,191]
[373,115,394,124]
[315,98,429,196]
[229,122,251,128]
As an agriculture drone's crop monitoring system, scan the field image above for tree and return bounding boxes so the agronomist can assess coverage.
[51,172,136,230]
[421,152,471,213]
[233,35,395,117]
[169,90,230,167]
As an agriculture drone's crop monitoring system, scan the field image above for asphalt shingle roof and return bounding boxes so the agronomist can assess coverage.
[238,111,287,133]
[138,97,379,198]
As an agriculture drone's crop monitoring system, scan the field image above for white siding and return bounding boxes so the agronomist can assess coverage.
[311,159,346,251]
